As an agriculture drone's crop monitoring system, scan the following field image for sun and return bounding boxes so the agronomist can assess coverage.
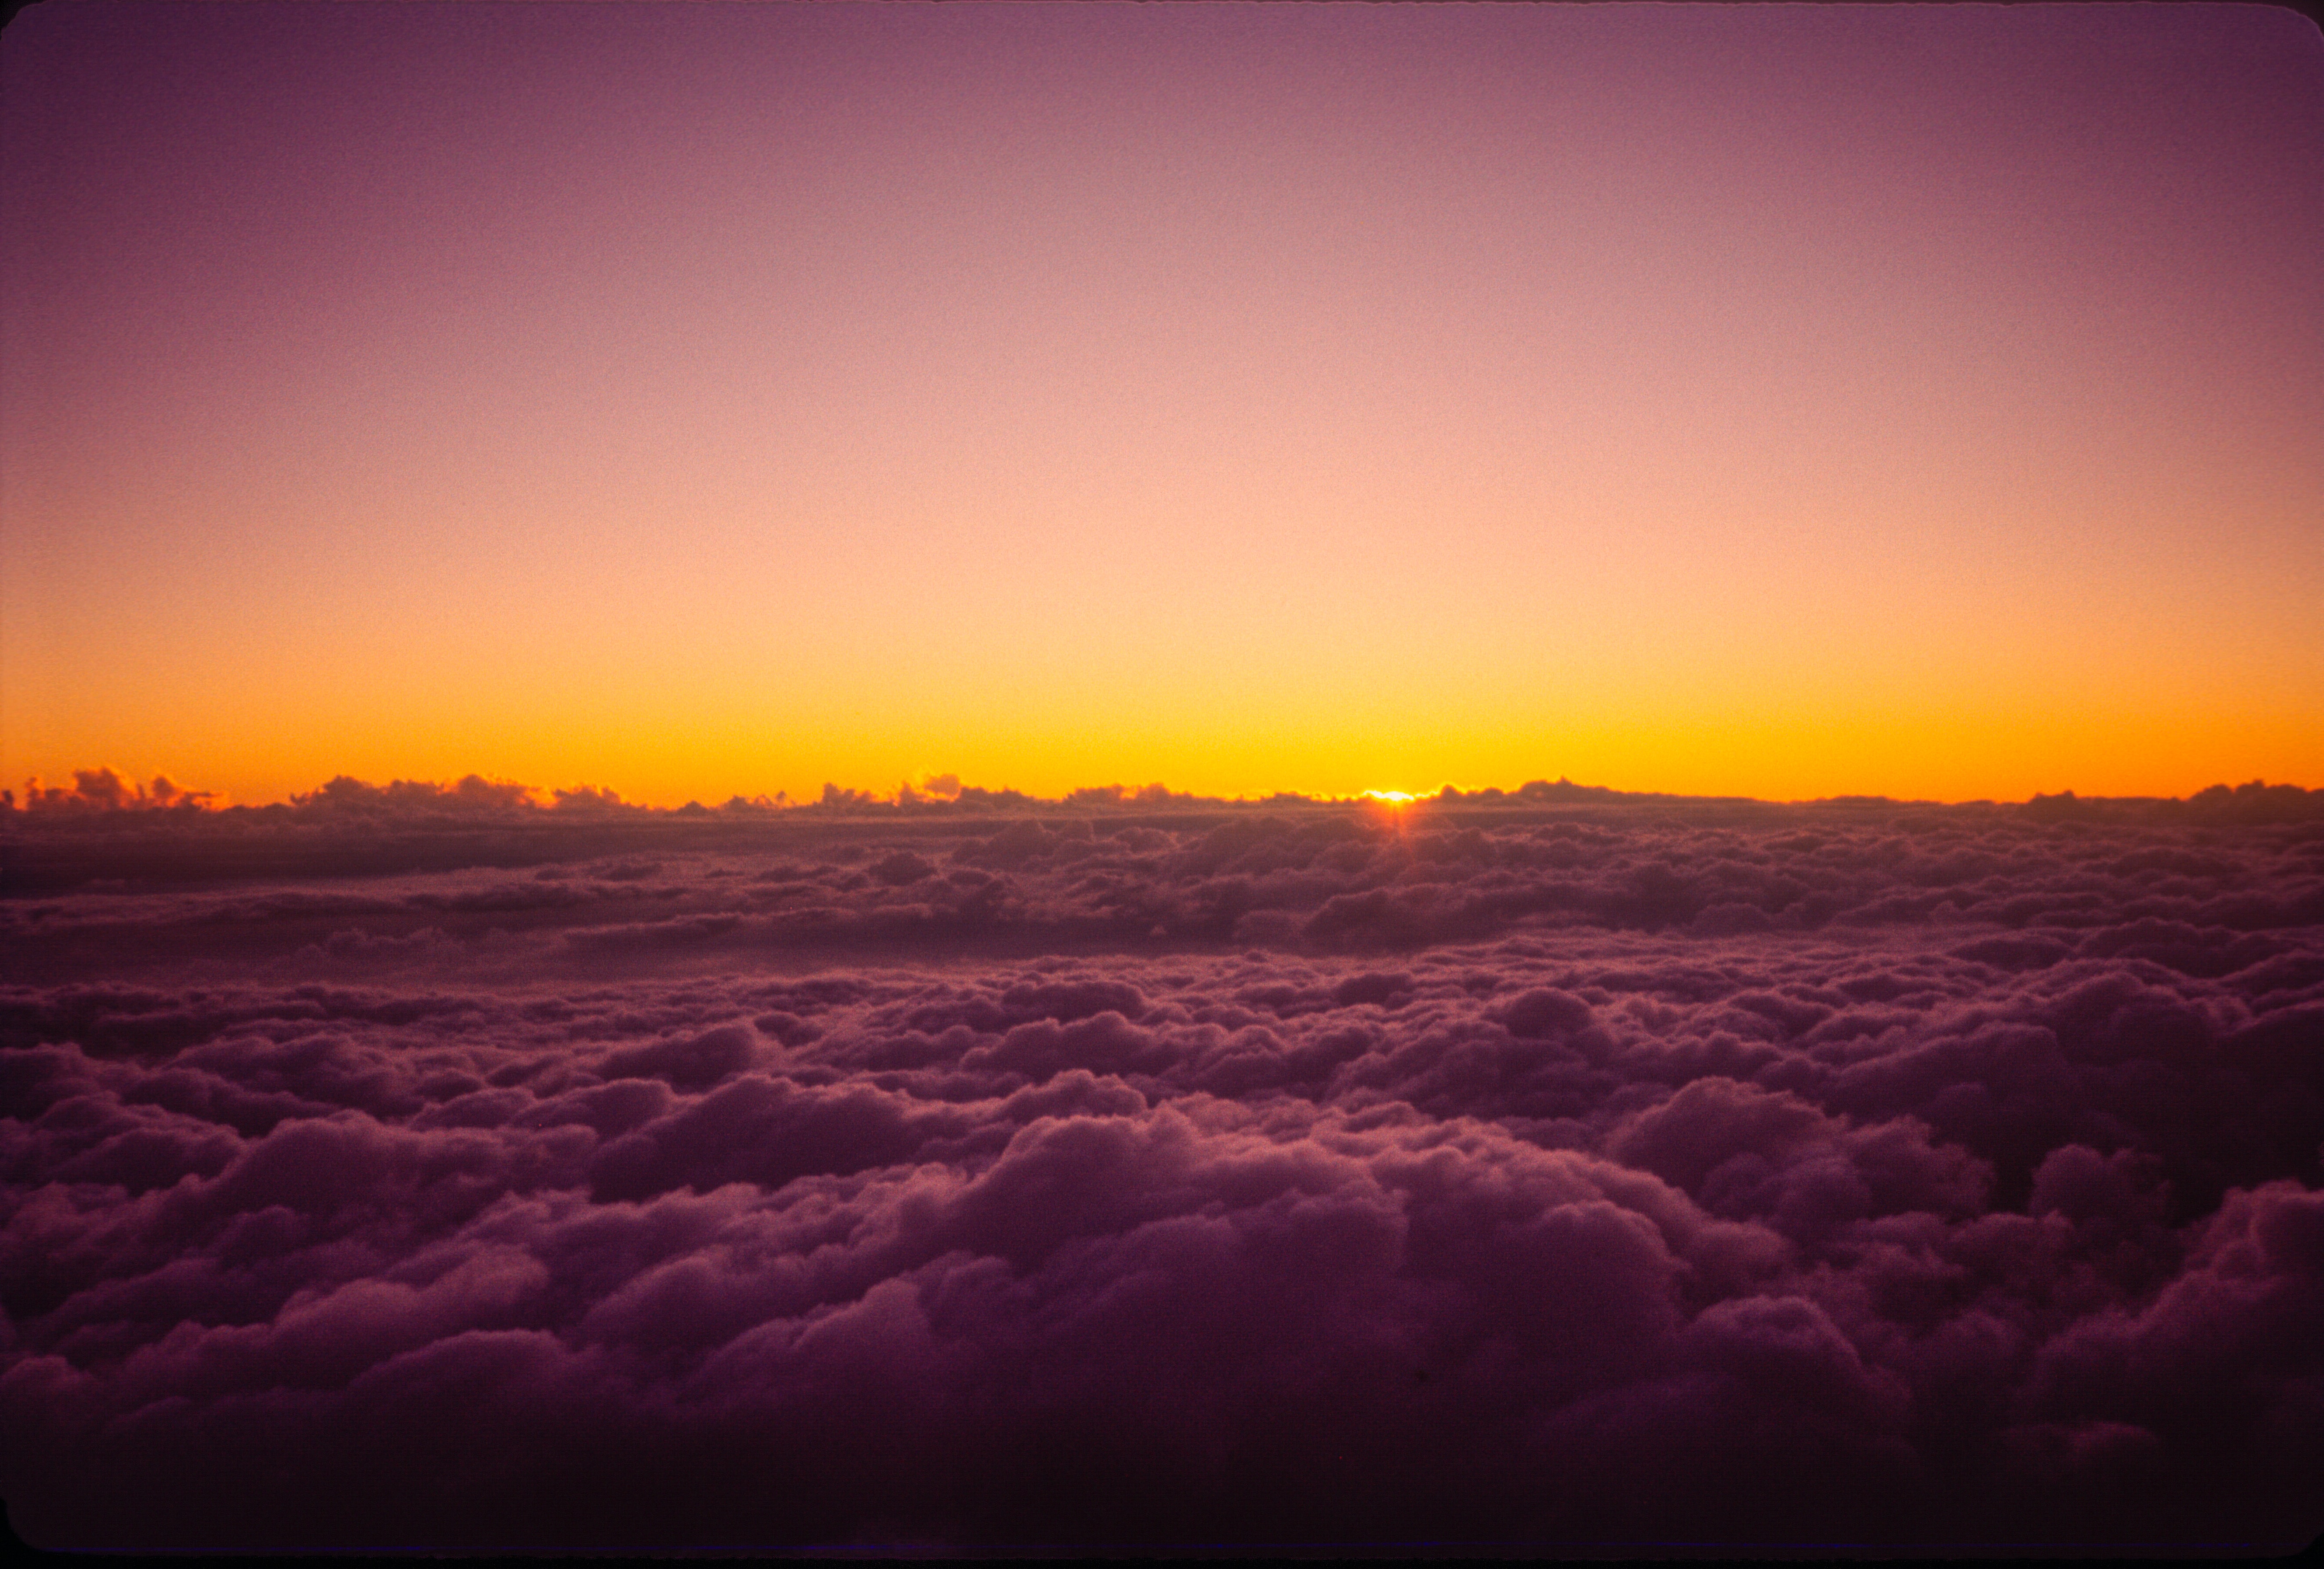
[1359,790,1422,807]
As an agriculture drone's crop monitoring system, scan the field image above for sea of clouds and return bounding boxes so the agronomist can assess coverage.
[3,777,2321,1549]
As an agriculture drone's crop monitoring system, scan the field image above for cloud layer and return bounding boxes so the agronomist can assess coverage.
[3,791,2321,1548]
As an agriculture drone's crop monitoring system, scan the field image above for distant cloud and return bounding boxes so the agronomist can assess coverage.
[10,768,214,814]
[12,769,2320,824]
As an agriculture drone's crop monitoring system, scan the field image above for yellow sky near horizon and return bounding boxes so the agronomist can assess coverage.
[5,4,2320,810]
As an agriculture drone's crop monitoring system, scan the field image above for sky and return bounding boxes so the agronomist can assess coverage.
[3,0,2321,808]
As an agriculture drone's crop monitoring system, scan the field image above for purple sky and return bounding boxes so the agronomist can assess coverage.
[4,1,2321,804]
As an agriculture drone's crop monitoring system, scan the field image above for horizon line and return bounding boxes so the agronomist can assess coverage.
[8,765,2320,821]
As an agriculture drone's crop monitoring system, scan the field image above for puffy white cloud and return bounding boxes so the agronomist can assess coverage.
[3,790,2320,1548]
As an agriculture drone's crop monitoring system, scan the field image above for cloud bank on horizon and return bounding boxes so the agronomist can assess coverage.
[4,789,2321,1548]
[16,762,2324,816]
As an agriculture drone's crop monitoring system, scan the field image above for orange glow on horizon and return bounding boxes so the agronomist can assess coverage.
[4,6,2319,815]
[17,696,2323,820]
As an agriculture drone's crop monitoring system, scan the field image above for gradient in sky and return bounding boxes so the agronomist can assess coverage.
[3,0,2320,807]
